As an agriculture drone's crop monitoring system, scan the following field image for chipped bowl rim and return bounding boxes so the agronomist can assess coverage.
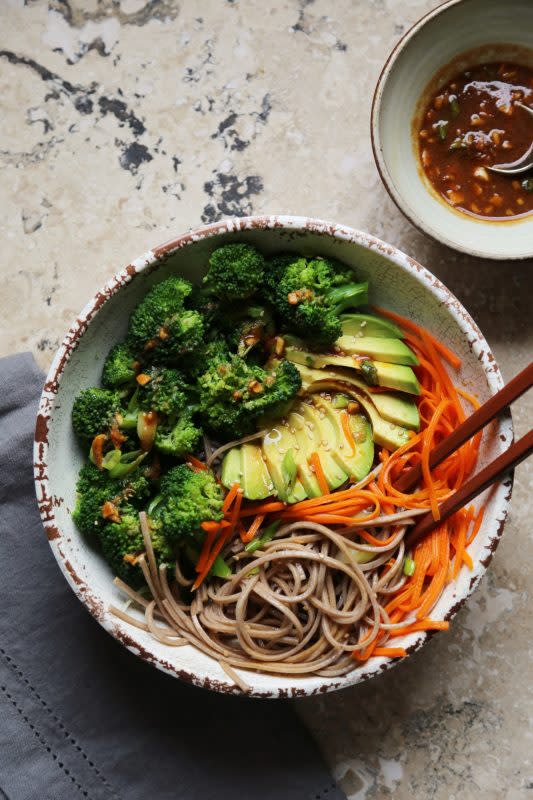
[34,215,513,698]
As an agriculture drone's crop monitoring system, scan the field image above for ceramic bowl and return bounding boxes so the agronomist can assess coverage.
[34,216,513,698]
[371,0,533,260]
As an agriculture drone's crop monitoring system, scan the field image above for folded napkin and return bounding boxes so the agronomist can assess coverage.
[0,352,346,800]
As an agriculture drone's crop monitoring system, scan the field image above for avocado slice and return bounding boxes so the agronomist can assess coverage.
[295,363,419,431]
[303,377,411,451]
[221,447,241,487]
[241,443,274,500]
[372,361,420,395]
[311,396,374,481]
[299,402,349,489]
[285,346,421,396]
[286,411,323,497]
[340,312,402,339]
[336,336,419,367]
[262,424,307,503]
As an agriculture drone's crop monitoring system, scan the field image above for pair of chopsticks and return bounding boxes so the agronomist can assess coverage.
[397,362,533,550]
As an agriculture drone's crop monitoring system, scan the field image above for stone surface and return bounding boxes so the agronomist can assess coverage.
[1,1,531,797]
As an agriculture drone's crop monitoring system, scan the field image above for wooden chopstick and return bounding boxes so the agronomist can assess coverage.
[405,429,533,549]
[396,361,533,494]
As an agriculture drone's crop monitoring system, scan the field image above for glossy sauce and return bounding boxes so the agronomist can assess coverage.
[419,62,533,219]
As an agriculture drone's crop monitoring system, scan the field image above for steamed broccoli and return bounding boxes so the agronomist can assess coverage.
[136,367,188,416]
[224,305,274,358]
[273,257,368,347]
[98,507,174,587]
[72,462,151,537]
[152,465,224,544]
[128,276,204,363]
[102,343,137,389]
[198,354,301,437]
[72,388,120,442]
[203,243,265,300]
[154,408,202,457]
[262,254,296,305]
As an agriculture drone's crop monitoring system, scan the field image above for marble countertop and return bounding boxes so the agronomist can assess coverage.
[2,1,532,797]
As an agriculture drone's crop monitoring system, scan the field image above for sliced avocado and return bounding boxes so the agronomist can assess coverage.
[340,312,402,339]
[241,443,274,500]
[221,447,241,488]
[312,397,374,481]
[372,361,420,395]
[262,424,307,503]
[370,391,420,431]
[287,411,323,497]
[303,378,411,451]
[285,346,420,396]
[336,336,419,367]
[299,402,348,489]
[295,363,420,431]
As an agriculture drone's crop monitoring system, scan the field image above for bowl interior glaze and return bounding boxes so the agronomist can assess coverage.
[35,216,513,697]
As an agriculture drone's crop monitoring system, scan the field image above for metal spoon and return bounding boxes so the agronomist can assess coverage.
[488,102,533,175]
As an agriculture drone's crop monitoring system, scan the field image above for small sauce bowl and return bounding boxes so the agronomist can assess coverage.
[371,0,533,260]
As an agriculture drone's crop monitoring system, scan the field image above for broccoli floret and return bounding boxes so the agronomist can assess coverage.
[102,343,137,389]
[273,257,368,347]
[203,243,265,300]
[72,462,151,537]
[154,408,202,458]
[198,354,301,438]
[72,388,120,442]
[137,367,188,416]
[128,276,204,362]
[181,339,232,380]
[262,254,300,305]
[98,507,174,587]
[153,465,224,544]
[225,305,274,358]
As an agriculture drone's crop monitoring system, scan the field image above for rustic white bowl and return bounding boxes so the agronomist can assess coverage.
[34,216,513,698]
[372,0,533,260]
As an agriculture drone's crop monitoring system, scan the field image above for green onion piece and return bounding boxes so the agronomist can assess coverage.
[360,359,379,386]
[210,555,232,579]
[305,356,315,368]
[436,120,448,141]
[101,449,122,471]
[282,448,298,493]
[332,395,350,409]
[147,493,163,516]
[449,96,460,117]
[245,520,281,553]
[522,178,533,193]
[108,450,146,478]
[403,557,416,577]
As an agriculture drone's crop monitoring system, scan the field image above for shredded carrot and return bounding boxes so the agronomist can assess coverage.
[388,619,449,636]
[467,506,485,546]
[186,454,208,472]
[193,492,243,590]
[195,527,218,573]
[222,482,241,514]
[373,647,407,658]
[340,410,357,456]
[241,514,265,544]
[309,452,330,496]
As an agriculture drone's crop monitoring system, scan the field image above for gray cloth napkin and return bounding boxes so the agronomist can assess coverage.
[0,352,346,800]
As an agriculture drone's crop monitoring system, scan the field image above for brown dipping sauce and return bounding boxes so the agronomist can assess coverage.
[418,62,533,219]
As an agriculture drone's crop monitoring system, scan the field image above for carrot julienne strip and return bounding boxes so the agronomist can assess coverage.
[373,647,407,658]
[340,411,357,456]
[241,514,265,544]
[222,482,241,514]
[309,452,330,496]
[185,454,208,472]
